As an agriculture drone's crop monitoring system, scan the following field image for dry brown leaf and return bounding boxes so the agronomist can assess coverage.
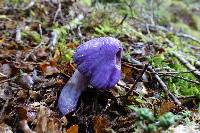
[0,35,5,44]
[158,101,176,115]
[47,118,57,133]
[5,21,17,29]
[122,63,133,82]
[135,82,148,95]
[16,106,28,120]
[36,114,47,132]
[53,48,62,61]
[35,48,48,59]
[39,62,59,75]
[20,73,34,88]
[93,115,109,133]
[17,89,29,99]
[66,42,77,49]
[66,124,78,133]
[47,118,62,133]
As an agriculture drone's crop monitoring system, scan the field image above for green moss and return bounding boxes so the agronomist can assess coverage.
[147,51,200,97]
[148,54,167,68]
[52,25,75,62]
[22,30,41,43]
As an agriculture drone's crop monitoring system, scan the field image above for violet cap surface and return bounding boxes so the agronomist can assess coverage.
[74,37,122,89]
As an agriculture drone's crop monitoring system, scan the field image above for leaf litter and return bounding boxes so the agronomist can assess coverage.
[0,0,200,133]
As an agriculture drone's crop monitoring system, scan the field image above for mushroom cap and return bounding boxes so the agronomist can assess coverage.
[73,37,122,89]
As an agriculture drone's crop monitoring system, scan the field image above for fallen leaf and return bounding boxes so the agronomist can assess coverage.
[39,62,59,75]
[66,124,78,133]
[35,48,48,59]
[93,115,109,133]
[122,63,133,82]
[135,82,148,95]
[158,101,176,115]
[47,118,62,133]
[16,106,28,120]
[20,73,34,89]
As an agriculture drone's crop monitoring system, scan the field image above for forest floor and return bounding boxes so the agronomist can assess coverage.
[0,0,200,133]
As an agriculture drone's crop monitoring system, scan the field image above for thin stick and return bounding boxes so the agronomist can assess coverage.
[142,24,200,44]
[148,66,182,105]
[0,76,17,84]
[128,58,181,105]
[126,64,149,97]
[172,52,200,79]
[53,0,64,23]
[0,72,7,77]
[118,14,128,26]
[160,74,200,85]
[176,33,200,44]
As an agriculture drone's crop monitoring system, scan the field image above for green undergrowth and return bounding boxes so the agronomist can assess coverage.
[128,106,199,133]
[79,0,200,97]
[148,54,199,97]
[52,24,75,62]
[147,41,200,97]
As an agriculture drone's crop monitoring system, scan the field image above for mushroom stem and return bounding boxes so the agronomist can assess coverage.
[58,69,88,115]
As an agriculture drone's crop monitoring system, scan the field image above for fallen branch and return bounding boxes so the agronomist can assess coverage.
[165,39,200,80]
[48,30,59,51]
[15,26,22,43]
[130,65,200,84]
[181,53,200,70]
[176,33,200,44]
[126,64,149,97]
[160,74,200,85]
[172,52,200,79]
[0,76,17,84]
[128,58,181,106]
[141,24,200,45]
[53,0,64,23]
[0,72,7,77]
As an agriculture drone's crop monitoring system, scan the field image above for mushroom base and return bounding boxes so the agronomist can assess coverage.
[58,69,88,115]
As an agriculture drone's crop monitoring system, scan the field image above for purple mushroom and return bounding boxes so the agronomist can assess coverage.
[58,37,122,115]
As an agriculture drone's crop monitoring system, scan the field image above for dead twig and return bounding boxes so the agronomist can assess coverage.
[117,83,139,96]
[116,83,147,102]
[165,38,200,79]
[128,58,181,106]
[0,72,7,77]
[181,54,200,70]
[118,14,128,26]
[53,0,64,23]
[172,52,200,79]
[48,30,59,51]
[160,74,200,85]
[126,64,149,97]
[15,26,22,43]
[176,33,200,44]
[143,24,200,45]
[177,95,198,100]
[0,76,17,84]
